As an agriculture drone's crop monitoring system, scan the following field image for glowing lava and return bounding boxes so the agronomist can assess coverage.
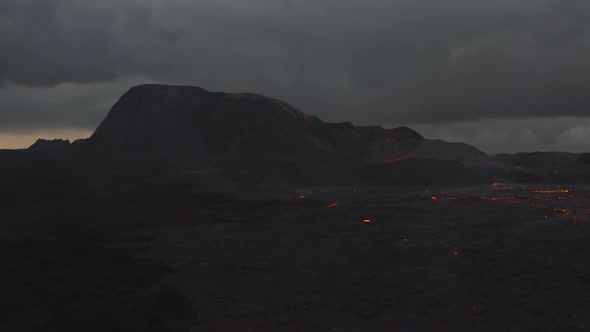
[383,152,419,162]
[532,189,569,194]
[548,207,570,214]
[281,105,314,124]
[427,185,588,224]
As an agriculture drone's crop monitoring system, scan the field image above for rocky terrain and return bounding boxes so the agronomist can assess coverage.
[2,84,590,331]
[577,153,590,165]
[2,184,590,331]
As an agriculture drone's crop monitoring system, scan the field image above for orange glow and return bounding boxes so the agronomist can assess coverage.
[383,152,419,162]
[281,105,314,123]
[451,250,459,255]
[282,106,299,119]
[363,219,371,223]
[0,128,93,149]
[492,182,501,187]
[431,196,438,201]
[478,157,524,169]
[532,189,569,194]
[299,195,305,199]
[328,203,338,208]
[548,207,570,214]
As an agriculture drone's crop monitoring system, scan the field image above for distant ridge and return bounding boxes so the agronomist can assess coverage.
[28,138,70,151]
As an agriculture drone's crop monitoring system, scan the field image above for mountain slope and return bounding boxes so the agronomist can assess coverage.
[88,84,485,170]
[89,84,339,169]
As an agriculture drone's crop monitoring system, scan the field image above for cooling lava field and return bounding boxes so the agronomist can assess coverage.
[2,183,590,331]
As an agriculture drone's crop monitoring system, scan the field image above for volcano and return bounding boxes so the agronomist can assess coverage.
[86,84,485,170]
[88,84,336,169]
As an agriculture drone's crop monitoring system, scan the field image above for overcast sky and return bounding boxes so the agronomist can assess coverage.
[2,0,590,153]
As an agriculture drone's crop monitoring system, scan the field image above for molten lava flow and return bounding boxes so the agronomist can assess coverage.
[548,207,570,214]
[478,157,510,167]
[281,106,299,119]
[426,185,588,225]
[363,219,371,223]
[492,182,501,187]
[478,157,525,169]
[328,203,338,208]
[383,152,419,162]
[532,189,570,194]
[281,105,313,123]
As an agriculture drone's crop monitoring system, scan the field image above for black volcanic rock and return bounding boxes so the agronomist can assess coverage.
[324,122,484,163]
[492,152,580,169]
[577,153,590,165]
[89,84,337,169]
[89,84,487,170]
[384,126,424,141]
[28,138,70,151]
[0,84,495,204]
[79,84,489,187]
[366,137,486,163]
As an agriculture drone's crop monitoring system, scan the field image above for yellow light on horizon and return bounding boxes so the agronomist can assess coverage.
[0,129,93,149]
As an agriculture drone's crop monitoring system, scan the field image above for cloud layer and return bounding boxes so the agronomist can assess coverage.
[2,0,590,151]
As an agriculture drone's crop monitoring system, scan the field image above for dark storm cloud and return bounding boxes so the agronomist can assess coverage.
[0,76,159,131]
[2,0,590,132]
